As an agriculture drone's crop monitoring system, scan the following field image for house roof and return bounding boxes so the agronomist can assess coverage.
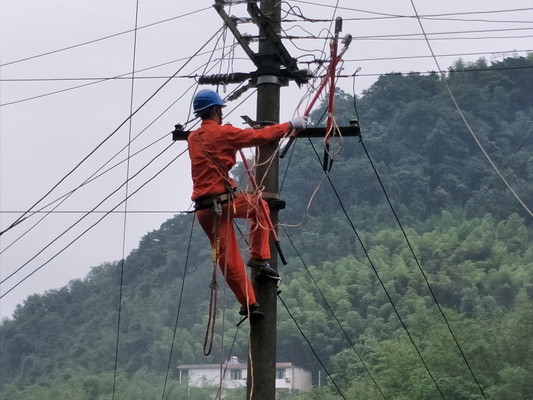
[177,362,293,370]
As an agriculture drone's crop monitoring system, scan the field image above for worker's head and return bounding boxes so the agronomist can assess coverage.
[193,89,226,121]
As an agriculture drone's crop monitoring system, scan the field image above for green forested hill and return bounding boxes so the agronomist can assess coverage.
[1,56,532,399]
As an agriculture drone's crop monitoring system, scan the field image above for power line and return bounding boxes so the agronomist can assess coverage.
[335,64,533,81]
[306,138,448,399]
[0,6,212,68]
[0,27,223,238]
[281,225,388,399]
[279,26,533,41]
[342,49,532,63]
[0,75,208,252]
[3,49,529,87]
[0,210,188,214]
[0,132,171,256]
[112,1,142,396]
[0,42,236,107]
[278,294,348,400]
[0,147,187,299]
[408,1,532,220]
[161,212,195,400]
[279,115,381,397]
[282,14,533,24]
[0,142,177,287]
[350,26,533,40]
[289,1,533,19]
[360,134,489,399]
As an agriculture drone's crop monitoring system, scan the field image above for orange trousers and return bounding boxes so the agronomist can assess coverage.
[196,193,271,307]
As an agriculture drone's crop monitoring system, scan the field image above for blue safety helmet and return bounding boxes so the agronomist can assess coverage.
[193,89,226,114]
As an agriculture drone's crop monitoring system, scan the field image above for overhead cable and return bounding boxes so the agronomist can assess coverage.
[0,7,212,68]
[112,1,142,396]
[306,138,447,399]
[281,225,387,399]
[0,147,187,299]
[0,27,224,238]
[160,213,195,400]
[0,142,177,287]
[0,42,237,107]
[408,0,532,220]
[278,294,348,400]
[289,1,533,19]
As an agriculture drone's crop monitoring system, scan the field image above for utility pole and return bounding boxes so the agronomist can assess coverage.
[173,2,358,398]
[248,1,281,398]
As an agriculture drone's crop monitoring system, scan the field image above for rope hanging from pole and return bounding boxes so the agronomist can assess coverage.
[203,216,220,356]
[238,150,287,265]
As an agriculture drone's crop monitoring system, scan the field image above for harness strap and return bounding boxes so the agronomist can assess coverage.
[194,191,238,211]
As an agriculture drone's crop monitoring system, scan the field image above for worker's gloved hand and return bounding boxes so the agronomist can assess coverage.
[290,116,308,131]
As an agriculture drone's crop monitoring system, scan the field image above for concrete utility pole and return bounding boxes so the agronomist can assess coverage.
[248,2,281,398]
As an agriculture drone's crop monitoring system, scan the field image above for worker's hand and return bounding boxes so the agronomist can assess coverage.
[290,116,308,131]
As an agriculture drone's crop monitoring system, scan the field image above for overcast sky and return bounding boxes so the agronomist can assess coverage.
[0,0,531,319]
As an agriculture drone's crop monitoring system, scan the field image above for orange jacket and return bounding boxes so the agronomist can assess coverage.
[188,119,291,201]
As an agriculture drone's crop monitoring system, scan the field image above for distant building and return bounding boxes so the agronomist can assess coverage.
[177,356,312,397]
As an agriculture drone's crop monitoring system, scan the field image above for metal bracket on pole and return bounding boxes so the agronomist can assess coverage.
[213,1,258,65]
[212,0,309,87]
[246,1,307,86]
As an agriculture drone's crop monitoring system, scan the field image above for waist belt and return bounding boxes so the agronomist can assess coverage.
[194,192,236,211]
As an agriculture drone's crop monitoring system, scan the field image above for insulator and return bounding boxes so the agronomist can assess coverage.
[198,73,251,85]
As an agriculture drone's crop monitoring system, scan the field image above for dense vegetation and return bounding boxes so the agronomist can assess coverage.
[1,55,532,399]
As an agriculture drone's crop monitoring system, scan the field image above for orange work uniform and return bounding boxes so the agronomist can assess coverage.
[188,119,291,307]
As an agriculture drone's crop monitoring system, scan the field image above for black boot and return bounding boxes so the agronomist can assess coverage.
[247,258,270,269]
[239,302,264,318]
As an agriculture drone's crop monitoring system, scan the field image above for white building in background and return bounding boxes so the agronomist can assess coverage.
[177,356,312,396]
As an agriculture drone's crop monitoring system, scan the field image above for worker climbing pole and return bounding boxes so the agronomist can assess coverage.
[187,88,307,356]
[173,1,359,399]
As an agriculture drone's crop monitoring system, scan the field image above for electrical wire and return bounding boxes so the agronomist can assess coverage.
[0,27,224,238]
[0,141,177,289]
[0,210,193,215]
[350,39,489,399]
[361,132,493,399]
[460,132,533,223]
[306,138,447,399]
[282,74,442,396]
[0,132,170,256]
[0,76,201,255]
[214,326,242,400]
[0,47,240,251]
[0,147,187,299]
[0,54,243,283]
[0,42,239,107]
[0,7,212,68]
[341,49,533,64]
[289,1,533,19]
[281,14,533,24]
[4,51,531,107]
[280,26,533,41]
[281,225,387,399]
[278,294,347,400]
[112,1,141,396]
[407,2,532,219]
[161,212,195,400]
